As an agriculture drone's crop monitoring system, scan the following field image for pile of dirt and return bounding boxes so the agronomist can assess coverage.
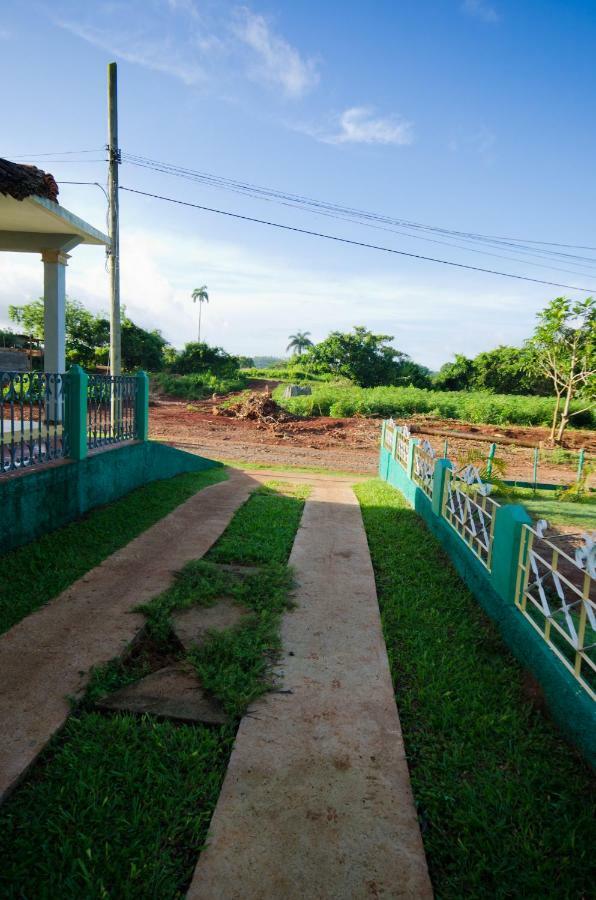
[215,392,298,425]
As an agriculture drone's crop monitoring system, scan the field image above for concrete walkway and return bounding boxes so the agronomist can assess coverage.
[188,480,432,899]
[0,468,258,803]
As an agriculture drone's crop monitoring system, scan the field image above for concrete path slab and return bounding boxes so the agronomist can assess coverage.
[96,663,228,725]
[172,599,250,651]
[188,481,432,900]
[0,468,257,803]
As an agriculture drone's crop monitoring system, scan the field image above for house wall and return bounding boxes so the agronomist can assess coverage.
[1,441,220,554]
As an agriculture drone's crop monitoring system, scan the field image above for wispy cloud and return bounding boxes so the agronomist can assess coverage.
[57,20,206,85]
[232,7,319,98]
[461,0,500,24]
[448,125,496,163]
[318,107,414,146]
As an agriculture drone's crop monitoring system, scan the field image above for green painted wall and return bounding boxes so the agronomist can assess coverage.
[1,441,221,555]
[379,445,596,766]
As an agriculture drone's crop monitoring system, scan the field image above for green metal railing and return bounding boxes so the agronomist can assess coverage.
[0,367,149,476]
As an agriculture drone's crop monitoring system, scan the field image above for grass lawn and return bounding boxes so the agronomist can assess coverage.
[496,486,596,530]
[0,467,228,635]
[355,479,595,899]
[0,481,308,898]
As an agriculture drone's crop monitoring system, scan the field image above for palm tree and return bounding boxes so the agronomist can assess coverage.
[191,285,209,342]
[286,330,313,357]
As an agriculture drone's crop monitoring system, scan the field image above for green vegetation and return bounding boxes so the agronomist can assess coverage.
[0,467,228,635]
[0,480,307,898]
[355,479,595,898]
[495,485,596,529]
[434,346,551,395]
[152,371,246,400]
[0,713,232,898]
[141,481,309,716]
[9,297,168,371]
[277,382,596,427]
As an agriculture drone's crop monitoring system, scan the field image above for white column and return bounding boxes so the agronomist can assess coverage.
[42,249,69,423]
[42,249,69,373]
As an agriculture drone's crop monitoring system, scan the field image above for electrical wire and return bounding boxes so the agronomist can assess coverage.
[121,152,596,261]
[119,185,596,293]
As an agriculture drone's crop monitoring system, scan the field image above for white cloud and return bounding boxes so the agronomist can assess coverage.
[232,6,319,98]
[461,0,500,24]
[0,226,544,369]
[322,107,414,146]
[57,19,206,85]
[448,125,496,163]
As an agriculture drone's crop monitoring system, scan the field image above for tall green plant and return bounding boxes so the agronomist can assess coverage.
[191,285,209,342]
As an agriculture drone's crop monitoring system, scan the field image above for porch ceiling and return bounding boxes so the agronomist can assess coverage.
[0,195,109,253]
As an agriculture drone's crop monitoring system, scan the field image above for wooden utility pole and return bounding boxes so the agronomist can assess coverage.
[107,61,121,376]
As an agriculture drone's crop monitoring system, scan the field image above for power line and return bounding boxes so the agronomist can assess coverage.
[119,185,596,293]
[119,156,596,279]
[123,153,596,264]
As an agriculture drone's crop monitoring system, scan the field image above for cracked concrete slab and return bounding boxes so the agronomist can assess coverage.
[172,599,250,651]
[96,663,228,725]
[0,468,258,803]
[188,480,432,900]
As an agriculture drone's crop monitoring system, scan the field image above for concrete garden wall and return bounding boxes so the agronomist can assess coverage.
[1,441,220,554]
[379,442,596,766]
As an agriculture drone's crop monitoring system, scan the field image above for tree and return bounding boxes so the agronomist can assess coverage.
[433,354,475,391]
[472,346,550,395]
[525,296,596,443]
[171,341,240,378]
[9,297,109,369]
[191,286,209,342]
[286,331,313,357]
[9,298,169,371]
[302,326,428,388]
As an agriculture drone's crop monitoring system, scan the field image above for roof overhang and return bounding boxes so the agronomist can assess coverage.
[0,195,109,253]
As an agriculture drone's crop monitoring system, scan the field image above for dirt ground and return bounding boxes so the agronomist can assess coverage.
[149,390,596,487]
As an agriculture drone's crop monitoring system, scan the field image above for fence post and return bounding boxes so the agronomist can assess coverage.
[490,504,532,603]
[486,442,497,479]
[577,448,585,484]
[432,458,452,518]
[407,438,419,479]
[135,370,149,441]
[65,365,88,461]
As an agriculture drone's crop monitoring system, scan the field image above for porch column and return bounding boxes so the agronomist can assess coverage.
[42,249,68,373]
[42,249,69,423]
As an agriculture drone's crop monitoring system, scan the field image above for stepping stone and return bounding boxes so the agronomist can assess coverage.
[95,663,228,724]
[172,598,250,651]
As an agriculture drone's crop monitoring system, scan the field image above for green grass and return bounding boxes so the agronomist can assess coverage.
[494,486,596,529]
[221,458,367,478]
[355,479,595,899]
[0,480,308,898]
[141,481,309,715]
[0,467,228,635]
[277,382,596,428]
[0,713,233,899]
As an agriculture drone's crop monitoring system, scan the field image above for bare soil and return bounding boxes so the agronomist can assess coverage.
[149,391,596,486]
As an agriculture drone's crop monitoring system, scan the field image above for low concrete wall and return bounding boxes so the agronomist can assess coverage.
[379,445,596,767]
[1,441,220,555]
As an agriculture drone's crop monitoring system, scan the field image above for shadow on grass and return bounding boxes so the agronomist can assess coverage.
[355,479,595,900]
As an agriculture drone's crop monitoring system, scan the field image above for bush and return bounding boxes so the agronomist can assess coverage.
[170,342,240,379]
[275,384,596,428]
[152,372,246,400]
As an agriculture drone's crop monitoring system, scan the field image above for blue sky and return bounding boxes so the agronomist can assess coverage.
[2,0,595,367]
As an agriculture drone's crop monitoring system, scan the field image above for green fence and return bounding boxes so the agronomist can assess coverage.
[378,419,596,764]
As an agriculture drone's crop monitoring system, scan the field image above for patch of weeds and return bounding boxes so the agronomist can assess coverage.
[355,478,595,899]
[0,466,228,635]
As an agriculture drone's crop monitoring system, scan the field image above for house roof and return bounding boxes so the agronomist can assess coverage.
[0,158,109,252]
[0,158,59,202]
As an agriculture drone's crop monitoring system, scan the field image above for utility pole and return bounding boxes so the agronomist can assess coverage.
[107,61,121,377]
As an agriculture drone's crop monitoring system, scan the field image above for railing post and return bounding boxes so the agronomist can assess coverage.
[135,370,149,441]
[431,458,452,518]
[490,504,532,603]
[407,438,419,479]
[65,365,88,461]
